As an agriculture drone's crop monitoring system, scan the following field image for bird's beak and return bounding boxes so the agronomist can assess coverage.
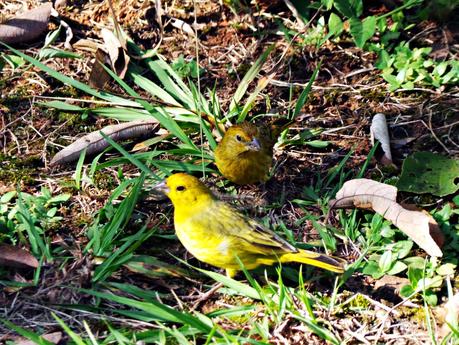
[153,179,170,194]
[246,138,261,151]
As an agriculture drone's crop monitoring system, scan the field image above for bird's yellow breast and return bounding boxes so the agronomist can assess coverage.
[174,212,240,269]
[216,151,272,185]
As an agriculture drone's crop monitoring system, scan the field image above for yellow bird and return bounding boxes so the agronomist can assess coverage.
[214,120,293,185]
[155,173,346,277]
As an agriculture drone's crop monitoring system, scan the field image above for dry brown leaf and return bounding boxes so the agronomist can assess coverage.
[0,3,52,44]
[100,28,130,79]
[0,244,39,269]
[89,47,112,89]
[370,113,393,165]
[330,178,444,257]
[14,332,62,345]
[50,120,159,166]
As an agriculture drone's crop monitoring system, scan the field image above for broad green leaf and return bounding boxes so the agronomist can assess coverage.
[379,250,392,272]
[328,13,343,37]
[386,261,407,275]
[349,16,376,48]
[397,152,459,197]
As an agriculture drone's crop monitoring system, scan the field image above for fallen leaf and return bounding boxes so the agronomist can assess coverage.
[370,113,393,165]
[330,178,444,257]
[0,244,39,269]
[100,28,130,79]
[14,332,62,345]
[50,120,159,166]
[0,3,52,44]
[89,47,112,89]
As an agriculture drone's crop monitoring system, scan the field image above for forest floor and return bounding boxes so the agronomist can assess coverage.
[0,0,458,344]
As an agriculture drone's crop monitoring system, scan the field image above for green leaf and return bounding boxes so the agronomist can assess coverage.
[305,140,329,148]
[397,152,459,197]
[436,263,457,276]
[349,16,376,48]
[38,48,81,59]
[293,62,321,119]
[0,319,55,345]
[334,0,361,18]
[379,250,393,272]
[392,241,413,259]
[408,266,423,286]
[38,101,84,111]
[386,261,407,275]
[328,13,343,37]
[81,289,213,333]
[400,284,414,297]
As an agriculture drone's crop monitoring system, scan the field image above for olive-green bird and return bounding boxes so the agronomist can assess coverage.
[214,119,293,185]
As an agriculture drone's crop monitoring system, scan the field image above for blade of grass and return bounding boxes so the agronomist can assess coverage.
[229,45,275,114]
[0,319,55,345]
[292,62,321,119]
[1,42,138,107]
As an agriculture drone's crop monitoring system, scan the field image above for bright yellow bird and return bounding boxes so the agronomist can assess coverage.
[155,173,346,277]
[214,120,292,185]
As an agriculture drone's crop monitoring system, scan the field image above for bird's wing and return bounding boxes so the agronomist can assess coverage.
[215,202,298,254]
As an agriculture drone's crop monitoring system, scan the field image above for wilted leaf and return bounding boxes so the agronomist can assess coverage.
[0,244,39,269]
[50,120,159,166]
[397,152,459,197]
[370,113,393,165]
[14,332,62,345]
[100,28,130,79]
[89,47,112,89]
[330,178,444,257]
[0,3,52,44]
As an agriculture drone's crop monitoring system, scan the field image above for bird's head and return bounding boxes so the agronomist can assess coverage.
[222,123,262,155]
[154,173,214,208]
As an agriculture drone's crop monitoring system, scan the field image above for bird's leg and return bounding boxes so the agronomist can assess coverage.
[191,282,224,311]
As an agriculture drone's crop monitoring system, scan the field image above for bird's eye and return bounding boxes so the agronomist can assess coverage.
[176,186,186,191]
[235,134,242,142]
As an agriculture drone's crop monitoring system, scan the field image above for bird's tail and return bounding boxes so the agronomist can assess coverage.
[281,249,346,273]
[269,118,295,139]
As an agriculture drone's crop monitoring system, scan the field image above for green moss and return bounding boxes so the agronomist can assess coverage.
[399,306,427,326]
[93,171,117,190]
[0,154,41,185]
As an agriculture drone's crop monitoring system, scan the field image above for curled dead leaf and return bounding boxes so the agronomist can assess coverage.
[0,244,39,269]
[50,119,159,166]
[330,178,444,257]
[100,28,130,79]
[370,113,393,166]
[0,3,52,44]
